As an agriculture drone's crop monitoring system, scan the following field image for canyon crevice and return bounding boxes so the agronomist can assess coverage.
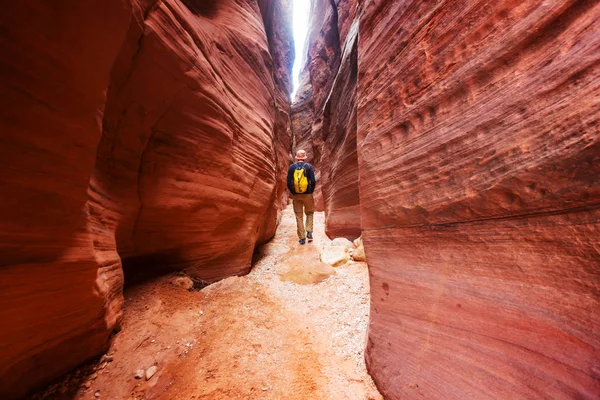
[1,0,599,399]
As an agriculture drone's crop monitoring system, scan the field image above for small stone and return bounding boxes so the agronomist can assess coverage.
[145,366,158,380]
[91,373,98,380]
[151,339,156,343]
[262,387,269,391]
[94,391,100,398]
[134,370,144,379]
[100,354,113,363]
[84,382,92,389]
[171,276,194,290]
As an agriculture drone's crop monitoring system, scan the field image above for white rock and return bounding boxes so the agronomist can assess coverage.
[134,369,144,379]
[145,365,158,380]
[320,246,350,267]
[331,237,354,249]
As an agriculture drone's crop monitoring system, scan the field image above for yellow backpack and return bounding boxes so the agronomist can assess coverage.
[293,165,309,193]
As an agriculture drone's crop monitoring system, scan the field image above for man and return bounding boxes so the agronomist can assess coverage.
[287,149,317,245]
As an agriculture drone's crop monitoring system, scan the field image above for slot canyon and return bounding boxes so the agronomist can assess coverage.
[0,0,599,399]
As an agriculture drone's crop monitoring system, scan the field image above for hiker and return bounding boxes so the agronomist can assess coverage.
[287,149,317,245]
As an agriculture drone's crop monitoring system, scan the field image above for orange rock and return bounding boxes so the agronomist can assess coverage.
[357,1,600,398]
[0,0,292,398]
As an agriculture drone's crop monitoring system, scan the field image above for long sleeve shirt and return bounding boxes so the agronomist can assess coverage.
[287,162,317,194]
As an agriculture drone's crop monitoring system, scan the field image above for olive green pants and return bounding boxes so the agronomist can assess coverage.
[292,193,315,239]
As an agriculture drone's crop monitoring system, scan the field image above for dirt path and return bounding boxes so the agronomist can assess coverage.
[36,206,381,400]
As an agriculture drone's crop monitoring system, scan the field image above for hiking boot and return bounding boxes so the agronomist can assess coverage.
[299,238,306,245]
[307,232,313,242]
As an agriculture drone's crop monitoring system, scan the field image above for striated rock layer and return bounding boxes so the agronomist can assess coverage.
[358,0,600,399]
[0,0,292,398]
[291,0,361,238]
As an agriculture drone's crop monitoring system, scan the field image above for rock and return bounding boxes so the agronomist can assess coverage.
[350,246,366,262]
[350,236,366,261]
[320,246,350,267]
[134,370,144,380]
[94,391,100,398]
[145,366,157,381]
[100,354,113,363]
[0,1,293,398]
[331,238,354,249]
[356,1,600,399]
[171,277,194,291]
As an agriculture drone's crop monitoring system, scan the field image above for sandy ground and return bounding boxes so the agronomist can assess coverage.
[34,206,381,400]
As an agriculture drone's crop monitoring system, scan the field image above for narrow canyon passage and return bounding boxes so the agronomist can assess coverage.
[34,206,381,400]
[1,1,599,399]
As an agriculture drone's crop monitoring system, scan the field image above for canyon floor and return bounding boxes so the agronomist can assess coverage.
[34,206,381,400]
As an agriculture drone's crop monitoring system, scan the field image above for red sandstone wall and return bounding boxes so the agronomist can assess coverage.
[358,1,600,398]
[0,0,292,398]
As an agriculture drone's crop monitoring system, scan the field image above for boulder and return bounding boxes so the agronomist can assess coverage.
[350,246,366,262]
[320,246,350,267]
[331,237,354,249]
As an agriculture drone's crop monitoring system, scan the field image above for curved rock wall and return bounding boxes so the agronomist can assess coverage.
[0,0,292,398]
[358,0,600,398]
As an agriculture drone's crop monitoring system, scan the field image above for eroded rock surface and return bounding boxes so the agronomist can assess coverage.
[0,0,292,398]
[358,1,600,398]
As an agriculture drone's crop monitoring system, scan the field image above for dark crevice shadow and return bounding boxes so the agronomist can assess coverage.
[180,0,219,18]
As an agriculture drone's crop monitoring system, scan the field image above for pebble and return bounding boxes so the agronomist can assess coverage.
[94,391,101,398]
[134,370,144,379]
[100,354,113,363]
[145,366,158,380]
